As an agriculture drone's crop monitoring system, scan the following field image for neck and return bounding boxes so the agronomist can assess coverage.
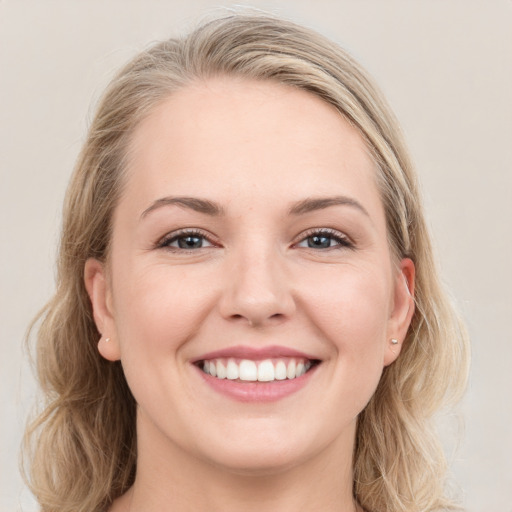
[114,411,361,512]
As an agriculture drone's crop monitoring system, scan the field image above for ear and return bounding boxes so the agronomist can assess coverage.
[84,258,121,362]
[383,257,415,366]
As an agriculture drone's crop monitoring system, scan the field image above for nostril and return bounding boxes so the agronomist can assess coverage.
[229,313,282,326]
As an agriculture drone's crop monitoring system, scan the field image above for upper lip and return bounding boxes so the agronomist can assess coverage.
[191,345,319,363]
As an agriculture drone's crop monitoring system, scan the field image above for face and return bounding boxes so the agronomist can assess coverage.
[86,77,414,474]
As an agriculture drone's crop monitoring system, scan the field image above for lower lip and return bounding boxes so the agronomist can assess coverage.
[194,364,319,403]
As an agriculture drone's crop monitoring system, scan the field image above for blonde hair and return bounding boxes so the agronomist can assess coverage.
[23,12,470,512]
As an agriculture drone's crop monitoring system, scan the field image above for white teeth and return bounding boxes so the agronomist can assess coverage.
[286,360,296,379]
[239,360,258,381]
[275,361,287,380]
[226,359,239,380]
[257,360,275,381]
[216,360,226,379]
[202,357,316,382]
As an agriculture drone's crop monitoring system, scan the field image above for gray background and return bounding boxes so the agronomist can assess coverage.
[1,1,511,511]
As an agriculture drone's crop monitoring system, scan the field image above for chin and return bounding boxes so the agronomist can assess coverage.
[192,422,323,476]
[204,446,306,477]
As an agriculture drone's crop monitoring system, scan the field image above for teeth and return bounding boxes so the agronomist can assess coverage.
[258,360,274,381]
[202,357,315,382]
[216,360,226,379]
[275,361,287,380]
[239,360,258,381]
[226,359,239,380]
[286,360,296,379]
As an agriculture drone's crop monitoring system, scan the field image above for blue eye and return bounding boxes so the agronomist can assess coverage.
[159,231,214,250]
[296,230,352,249]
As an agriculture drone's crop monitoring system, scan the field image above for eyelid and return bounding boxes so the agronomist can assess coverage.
[293,227,354,249]
[156,228,220,250]
[155,227,354,251]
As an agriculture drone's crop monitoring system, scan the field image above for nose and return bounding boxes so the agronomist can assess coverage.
[218,245,296,327]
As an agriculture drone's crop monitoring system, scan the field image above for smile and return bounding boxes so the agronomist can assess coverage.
[200,357,316,382]
[193,346,321,402]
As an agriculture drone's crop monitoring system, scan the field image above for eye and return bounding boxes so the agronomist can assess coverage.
[295,229,353,250]
[158,229,215,251]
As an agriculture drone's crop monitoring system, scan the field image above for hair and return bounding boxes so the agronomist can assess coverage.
[23,11,470,512]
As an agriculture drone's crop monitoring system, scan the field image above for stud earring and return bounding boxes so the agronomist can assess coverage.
[391,338,399,345]
[105,337,111,343]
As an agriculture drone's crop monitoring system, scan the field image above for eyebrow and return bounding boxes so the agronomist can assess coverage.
[140,196,225,219]
[140,194,369,220]
[288,196,370,217]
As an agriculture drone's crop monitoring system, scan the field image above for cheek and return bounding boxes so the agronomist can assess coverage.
[302,265,391,388]
[111,263,217,358]
[109,263,221,414]
[306,266,390,340]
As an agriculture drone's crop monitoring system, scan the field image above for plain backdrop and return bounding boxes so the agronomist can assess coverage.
[1,1,511,511]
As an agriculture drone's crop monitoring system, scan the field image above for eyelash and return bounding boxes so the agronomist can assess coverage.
[156,228,217,251]
[156,228,354,252]
[294,228,354,250]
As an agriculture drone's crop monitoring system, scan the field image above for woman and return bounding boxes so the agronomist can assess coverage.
[23,13,469,512]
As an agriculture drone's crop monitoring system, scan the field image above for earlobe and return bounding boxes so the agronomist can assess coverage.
[384,258,416,366]
[97,334,121,362]
[84,258,121,361]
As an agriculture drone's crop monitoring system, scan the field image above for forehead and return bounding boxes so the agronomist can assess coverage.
[122,77,383,222]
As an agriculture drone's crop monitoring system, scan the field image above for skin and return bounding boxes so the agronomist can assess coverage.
[85,77,415,512]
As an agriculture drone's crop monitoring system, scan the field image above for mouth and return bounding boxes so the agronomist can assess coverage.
[192,345,322,401]
[196,357,321,383]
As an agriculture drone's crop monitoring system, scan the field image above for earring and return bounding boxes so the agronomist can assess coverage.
[105,337,111,343]
[391,338,399,345]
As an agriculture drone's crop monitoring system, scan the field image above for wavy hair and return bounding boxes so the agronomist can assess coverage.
[23,12,470,512]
